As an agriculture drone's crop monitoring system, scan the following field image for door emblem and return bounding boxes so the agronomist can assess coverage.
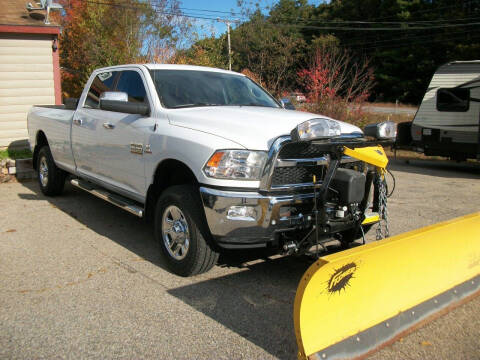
[130,143,143,154]
[144,144,152,154]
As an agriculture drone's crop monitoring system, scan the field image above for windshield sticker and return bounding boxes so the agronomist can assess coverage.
[98,72,113,81]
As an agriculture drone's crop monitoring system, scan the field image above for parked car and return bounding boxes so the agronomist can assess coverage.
[290,92,307,103]
[28,64,394,276]
[280,97,296,110]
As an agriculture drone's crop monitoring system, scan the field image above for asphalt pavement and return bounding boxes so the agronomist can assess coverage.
[1,158,479,359]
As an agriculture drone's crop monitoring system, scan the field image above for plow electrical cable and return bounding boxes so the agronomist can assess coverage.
[293,212,480,360]
[386,168,396,198]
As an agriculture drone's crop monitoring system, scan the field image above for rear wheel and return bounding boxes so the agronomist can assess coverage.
[154,185,219,276]
[37,146,66,196]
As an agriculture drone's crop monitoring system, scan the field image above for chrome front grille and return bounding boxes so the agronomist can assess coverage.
[260,136,364,191]
[278,142,328,159]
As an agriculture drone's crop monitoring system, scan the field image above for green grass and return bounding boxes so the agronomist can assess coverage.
[0,148,32,160]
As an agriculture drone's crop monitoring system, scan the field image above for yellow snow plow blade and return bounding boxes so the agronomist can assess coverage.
[294,212,480,360]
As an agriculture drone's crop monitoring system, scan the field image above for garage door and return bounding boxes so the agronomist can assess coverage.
[0,33,55,147]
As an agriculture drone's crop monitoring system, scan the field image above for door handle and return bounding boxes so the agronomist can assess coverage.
[103,122,115,130]
[73,118,82,126]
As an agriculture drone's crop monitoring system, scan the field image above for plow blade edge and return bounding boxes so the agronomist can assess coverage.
[294,212,480,359]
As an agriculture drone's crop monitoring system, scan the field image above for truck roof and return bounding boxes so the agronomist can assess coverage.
[96,63,244,76]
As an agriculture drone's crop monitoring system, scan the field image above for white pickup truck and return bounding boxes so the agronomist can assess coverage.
[28,64,395,276]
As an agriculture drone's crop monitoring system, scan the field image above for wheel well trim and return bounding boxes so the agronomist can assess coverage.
[32,130,49,170]
[145,158,199,220]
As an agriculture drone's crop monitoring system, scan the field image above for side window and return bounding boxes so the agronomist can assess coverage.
[436,88,470,112]
[85,71,116,109]
[116,71,147,103]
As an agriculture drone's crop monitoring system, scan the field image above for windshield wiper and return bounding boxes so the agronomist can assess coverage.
[170,103,222,109]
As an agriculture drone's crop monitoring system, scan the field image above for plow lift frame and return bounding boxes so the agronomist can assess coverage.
[300,137,391,253]
[296,137,392,246]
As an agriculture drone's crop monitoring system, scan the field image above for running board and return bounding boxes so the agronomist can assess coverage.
[70,179,144,217]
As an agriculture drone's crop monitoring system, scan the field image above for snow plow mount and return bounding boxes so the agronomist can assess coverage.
[305,139,391,254]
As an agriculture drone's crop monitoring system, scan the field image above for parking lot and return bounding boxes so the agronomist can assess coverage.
[1,158,479,359]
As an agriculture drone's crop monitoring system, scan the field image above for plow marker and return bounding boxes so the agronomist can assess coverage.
[294,212,480,360]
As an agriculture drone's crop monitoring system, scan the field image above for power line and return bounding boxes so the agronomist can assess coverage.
[176,7,237,15]
[312,0,479,46]
[360,0,478,22]
[353,31,480,52]
[81,0,230,21]
[266,22,480,31]
[268,15,480,26]
[175,0,480,26]
[71,0,480,61]
[80,0,480,31]
[341,28,478,49]
[176,7,480,26]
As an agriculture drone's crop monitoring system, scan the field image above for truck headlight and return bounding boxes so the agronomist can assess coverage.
[291,118,341,141]
[363,121,397,140]
[204,150,267,180]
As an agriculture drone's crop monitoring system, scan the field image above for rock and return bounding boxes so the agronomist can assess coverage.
[0,174,12,183]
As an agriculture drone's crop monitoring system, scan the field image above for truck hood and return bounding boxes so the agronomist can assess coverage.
[167,106,362,150]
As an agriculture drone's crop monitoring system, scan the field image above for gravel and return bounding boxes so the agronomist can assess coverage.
[0,158,479,359]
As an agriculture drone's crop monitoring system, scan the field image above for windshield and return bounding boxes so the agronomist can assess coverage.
[150,69,280,109]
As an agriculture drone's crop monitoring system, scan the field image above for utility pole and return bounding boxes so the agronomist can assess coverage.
[218,19,232,71]
[227,21,231,71]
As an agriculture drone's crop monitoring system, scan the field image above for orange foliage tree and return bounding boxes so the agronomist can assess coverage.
[58,0,187,97]
[298,44,375,125]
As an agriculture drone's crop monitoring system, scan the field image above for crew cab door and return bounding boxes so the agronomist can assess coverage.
[72,70,118,181]
[73,69,154,201]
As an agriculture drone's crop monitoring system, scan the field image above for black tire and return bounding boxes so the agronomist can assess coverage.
[154,185,219,276]
[37,145,66,196]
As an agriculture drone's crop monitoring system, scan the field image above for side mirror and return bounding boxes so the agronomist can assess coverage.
[99,91,150,116]
[280,98,296,110]
[363,121,397,140]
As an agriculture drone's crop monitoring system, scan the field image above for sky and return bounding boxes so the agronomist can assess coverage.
[179,0,275,38]
[179,0,322,38]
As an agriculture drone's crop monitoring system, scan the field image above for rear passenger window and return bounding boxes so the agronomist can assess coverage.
[116,71,147,103]
[85,72,116,108]
[436,88,470,112]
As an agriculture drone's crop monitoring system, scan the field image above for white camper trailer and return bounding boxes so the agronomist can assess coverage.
[400,61,480,160]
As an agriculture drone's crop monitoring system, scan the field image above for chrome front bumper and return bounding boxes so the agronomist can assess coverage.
[200,186,315,248]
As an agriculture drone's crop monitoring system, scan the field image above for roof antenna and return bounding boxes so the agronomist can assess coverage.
[26,0,63,24]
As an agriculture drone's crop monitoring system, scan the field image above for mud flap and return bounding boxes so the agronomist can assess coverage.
[294,212,480,360]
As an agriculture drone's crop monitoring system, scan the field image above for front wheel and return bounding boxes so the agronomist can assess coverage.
[37,146,66,196]
[154,185,219,276]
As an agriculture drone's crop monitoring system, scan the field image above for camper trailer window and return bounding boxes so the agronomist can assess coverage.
[436,88,470,112]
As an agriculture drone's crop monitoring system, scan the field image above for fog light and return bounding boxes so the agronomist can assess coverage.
[227,206,257,221]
